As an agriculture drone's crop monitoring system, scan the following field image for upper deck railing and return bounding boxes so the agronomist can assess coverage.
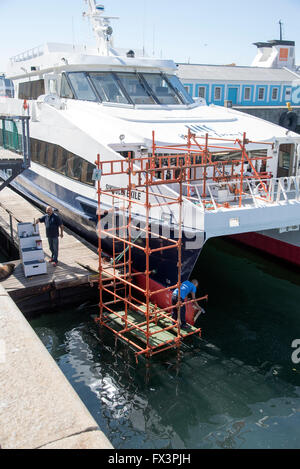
[0,115,31,191]
[183,175,300,211]
[0,115,30,165]
[10,45,44,64]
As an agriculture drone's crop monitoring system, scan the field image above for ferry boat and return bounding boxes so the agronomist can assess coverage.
[0,1,300,314]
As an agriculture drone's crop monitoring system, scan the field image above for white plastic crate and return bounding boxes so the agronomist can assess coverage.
[23,261,47,277]
[17,222,47,277]
[21,247,45,263]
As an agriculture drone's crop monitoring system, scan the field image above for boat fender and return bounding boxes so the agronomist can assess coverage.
[279,111,298,131]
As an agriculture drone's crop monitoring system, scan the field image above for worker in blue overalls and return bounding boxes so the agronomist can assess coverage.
[171,279,204,329]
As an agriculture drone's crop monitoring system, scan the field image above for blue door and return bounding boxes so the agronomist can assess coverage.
[228,87,238,104]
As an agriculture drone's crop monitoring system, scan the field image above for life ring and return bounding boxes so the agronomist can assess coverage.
[279,111,298,131]
[253,182,267,197]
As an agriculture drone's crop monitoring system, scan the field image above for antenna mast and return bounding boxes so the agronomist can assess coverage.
[83,1,118,55]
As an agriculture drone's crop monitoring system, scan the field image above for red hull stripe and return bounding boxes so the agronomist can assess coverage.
[231,232,300,266]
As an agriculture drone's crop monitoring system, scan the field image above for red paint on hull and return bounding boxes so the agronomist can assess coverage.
[135,274,195,326]
[231,232,300,266]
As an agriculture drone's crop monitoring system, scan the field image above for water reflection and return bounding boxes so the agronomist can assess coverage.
[33,311,300,449]
[31,237,300,449]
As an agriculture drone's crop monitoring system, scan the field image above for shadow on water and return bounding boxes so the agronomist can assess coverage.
[30,237,300,449]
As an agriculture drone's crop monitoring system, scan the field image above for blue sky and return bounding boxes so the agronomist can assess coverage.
[1,0,300,73]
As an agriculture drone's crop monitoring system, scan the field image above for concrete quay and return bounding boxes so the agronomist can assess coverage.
[0,283,113,449]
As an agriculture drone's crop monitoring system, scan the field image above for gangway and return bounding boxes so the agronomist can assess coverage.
[0,114,31,192]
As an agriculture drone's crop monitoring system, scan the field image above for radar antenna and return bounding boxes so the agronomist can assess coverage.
[83,1,119,55]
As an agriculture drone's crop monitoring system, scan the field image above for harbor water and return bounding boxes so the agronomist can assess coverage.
[27,237,300,449]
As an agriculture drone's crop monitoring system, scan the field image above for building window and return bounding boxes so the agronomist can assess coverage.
[272,88,279,100]
[198,87,206,99]
[214,87,221,100]
[285,88,292,100]
[258,87,265,100]
[244,87,251,100]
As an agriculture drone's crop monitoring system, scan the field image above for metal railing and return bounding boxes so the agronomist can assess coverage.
[183,175,300,211]
[0,115,31,192]
[10,45,44,64]
[0,115,31,168]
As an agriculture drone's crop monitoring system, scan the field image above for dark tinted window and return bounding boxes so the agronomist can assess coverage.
[19,79,45,100]
[65,153,82,180]
[81,160,95,186]
[30,138,95,186]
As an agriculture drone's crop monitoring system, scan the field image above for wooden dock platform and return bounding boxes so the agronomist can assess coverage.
[0,147,23,163]
[0,187,202,357]
[0,187,104,315]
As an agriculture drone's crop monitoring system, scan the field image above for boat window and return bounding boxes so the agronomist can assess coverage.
[68,72,98,102]
[47,144,56,170]
[166,75,194,105]
[18,79,45,100]
[278,144,294,177]
[60,74,74,99]
[30,139,38,162]
[81,160,95,186]
[141,74,181,105]
[39,141,47,166]
[30,137,96,186]
[116,73,156,105]
[65,153,82,180]
[118,151,135,159]
[89,72,129,104]
[56,147,68,175]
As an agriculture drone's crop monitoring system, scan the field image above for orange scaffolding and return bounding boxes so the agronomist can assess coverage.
[152,129,273,206]
[94,150,207,362]
[94,130,271,361]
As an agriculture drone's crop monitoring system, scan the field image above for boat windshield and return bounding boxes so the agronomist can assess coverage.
[89,72,129,104]
[65,71,194,106]
[68,72,98,102]
[141,73,181,105]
